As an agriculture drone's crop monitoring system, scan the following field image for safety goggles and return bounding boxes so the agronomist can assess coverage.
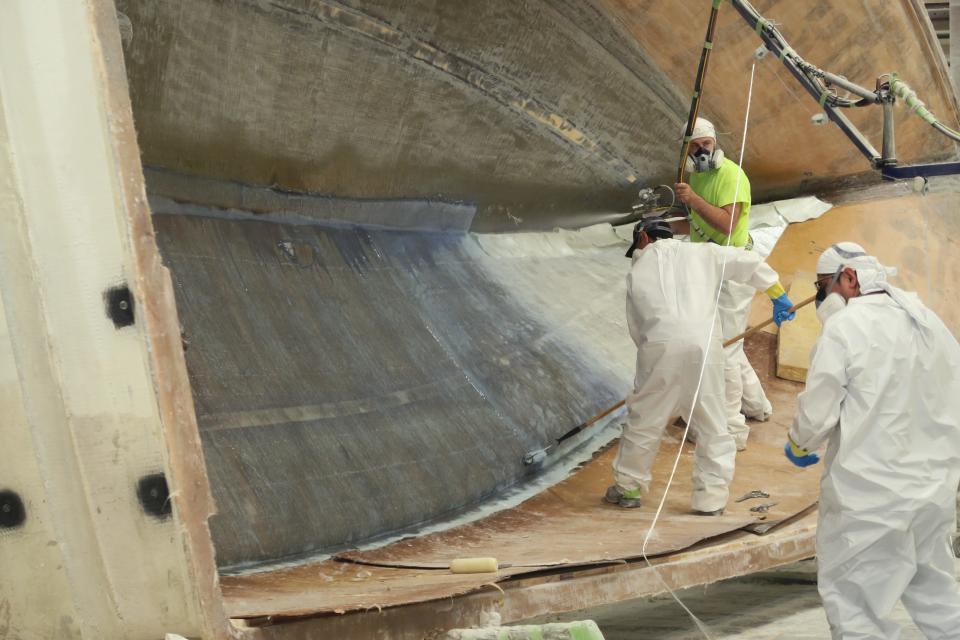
[814,274,834,293]
[814,267,844,304]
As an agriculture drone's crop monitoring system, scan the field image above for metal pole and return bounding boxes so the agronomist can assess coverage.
[882,97,897,166]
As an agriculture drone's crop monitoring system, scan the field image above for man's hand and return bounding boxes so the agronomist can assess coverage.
[676,182,740,236]
[675,182,696,206]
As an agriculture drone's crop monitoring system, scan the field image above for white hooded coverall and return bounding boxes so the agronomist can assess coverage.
[614,238,778,512]
[720,280,773,444]
[790,282,960,639]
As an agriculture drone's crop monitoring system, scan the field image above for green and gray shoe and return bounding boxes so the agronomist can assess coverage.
[604,485,642,508]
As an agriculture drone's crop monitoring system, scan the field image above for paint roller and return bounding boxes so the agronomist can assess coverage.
[522,294,817,466]
[449,557,502,574]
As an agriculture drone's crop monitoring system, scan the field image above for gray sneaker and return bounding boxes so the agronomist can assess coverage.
[604,485,642,508]
[692,508,725,516]
[744,401,774,422]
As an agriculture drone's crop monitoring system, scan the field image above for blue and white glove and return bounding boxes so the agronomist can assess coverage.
[784,437,820,468]
[772,294,796,326]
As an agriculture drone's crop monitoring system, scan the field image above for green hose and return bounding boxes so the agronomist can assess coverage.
[890,76,960,142]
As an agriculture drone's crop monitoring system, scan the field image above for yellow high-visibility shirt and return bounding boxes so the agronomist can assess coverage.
[688,157,751,247]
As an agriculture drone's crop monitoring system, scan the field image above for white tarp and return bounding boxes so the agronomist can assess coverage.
[748,196,832,258]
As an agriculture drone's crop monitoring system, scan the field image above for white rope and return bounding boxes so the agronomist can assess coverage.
[638,60,757,639]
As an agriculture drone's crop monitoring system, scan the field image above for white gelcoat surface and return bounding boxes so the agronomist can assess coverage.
[0,1,203,636]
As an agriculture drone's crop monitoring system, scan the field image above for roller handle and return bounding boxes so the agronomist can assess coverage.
[721,293,817,347]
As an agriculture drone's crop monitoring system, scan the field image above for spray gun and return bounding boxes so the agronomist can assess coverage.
[629,184,677,220]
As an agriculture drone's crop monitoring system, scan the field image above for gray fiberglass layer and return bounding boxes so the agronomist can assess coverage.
[153,207,634,569]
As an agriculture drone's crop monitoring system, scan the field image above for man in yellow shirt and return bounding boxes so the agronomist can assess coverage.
[674,117,793,450]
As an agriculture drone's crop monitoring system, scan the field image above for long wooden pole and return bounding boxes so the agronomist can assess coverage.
[677,0,724,185]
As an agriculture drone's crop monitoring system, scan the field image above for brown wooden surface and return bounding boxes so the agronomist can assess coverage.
[762,190,960,333]
[223,512,819,626]
[600,0,959,198]
[777,271,820,382]
[230,515,818,634]
[748,188,960,334]
[335,433,818,570]
[222,561,532,621]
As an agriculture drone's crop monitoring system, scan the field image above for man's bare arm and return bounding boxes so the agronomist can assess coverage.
[675,182,741,235]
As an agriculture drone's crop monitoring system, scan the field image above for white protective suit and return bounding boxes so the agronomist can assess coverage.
[719,279,773,447]
[790,251,960,639]
[614,238,779,512]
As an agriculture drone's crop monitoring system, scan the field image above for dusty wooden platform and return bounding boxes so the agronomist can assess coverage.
[335,438,816,572]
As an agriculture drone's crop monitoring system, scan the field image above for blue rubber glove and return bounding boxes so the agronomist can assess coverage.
[784,438,820,468]
[772,293,796,326]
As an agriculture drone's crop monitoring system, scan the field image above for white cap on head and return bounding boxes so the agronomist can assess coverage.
[687,117,716,141]
[816,242,868,274]
[815,241,935,339]
[816,242,897,294]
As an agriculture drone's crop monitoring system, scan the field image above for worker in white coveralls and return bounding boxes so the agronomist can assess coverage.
[605,217,794,513]
[786,242,960,639]
[674,117,794,451]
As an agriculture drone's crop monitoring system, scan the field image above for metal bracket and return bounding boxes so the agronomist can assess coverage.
[882,161,960,180]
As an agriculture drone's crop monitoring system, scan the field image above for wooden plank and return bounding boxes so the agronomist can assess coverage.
[777,271,821,382]
[226,513,818,634]
[335,434,818,571]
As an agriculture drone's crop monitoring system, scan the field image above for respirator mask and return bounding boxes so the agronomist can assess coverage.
[814,267,845,308]
[815,267,847,325]
[685,146,725,173]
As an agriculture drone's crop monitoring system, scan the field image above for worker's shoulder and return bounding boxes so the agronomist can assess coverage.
[828,296,893,329]
[818,302,871,343]
[649,237,682,250]
[631,238,679,266]
[832,293,940,341]
[639,238,694,263]
[718,157,749,181]
[668,239,752,267]
[689,240,749,258]
[664,238,714,257]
